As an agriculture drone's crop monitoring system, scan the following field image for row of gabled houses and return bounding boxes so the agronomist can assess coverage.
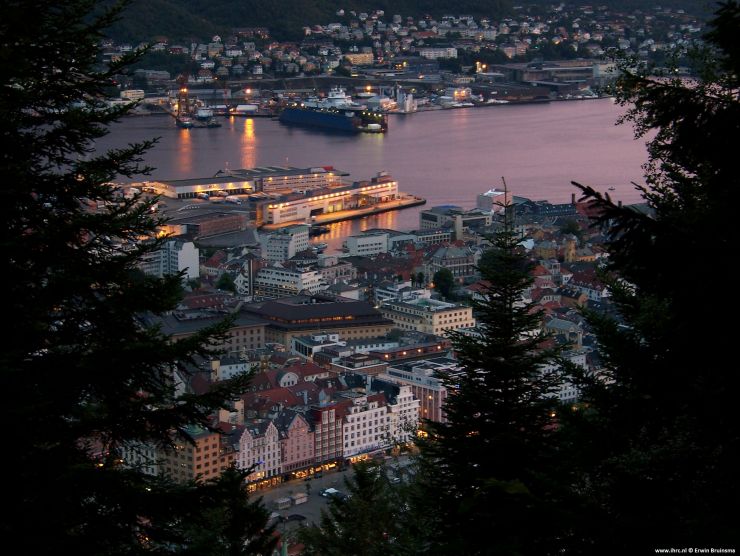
[124,367,420,489]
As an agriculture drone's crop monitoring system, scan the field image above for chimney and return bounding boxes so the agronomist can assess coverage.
[571,193,576,205]
[454,214,464,241]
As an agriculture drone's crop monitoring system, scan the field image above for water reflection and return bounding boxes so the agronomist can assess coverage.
[315,211,401,254]
[241,118,256,169]
[176,128,192,174]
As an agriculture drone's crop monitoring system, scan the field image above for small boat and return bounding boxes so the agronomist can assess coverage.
[608,187,616,191]
[309,225,330,236]
[176,116,193,128]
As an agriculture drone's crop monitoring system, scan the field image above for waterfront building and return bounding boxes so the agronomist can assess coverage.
[419,205,493,235]
[262,173,399,225]
[219,166,346,194]
[476,188,512,212]
[146,166,347,199]
[380,297,476,337]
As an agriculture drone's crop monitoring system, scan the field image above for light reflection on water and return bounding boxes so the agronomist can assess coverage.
[99,99,650,242]
[175,128,192,175]
[241,118,257,169]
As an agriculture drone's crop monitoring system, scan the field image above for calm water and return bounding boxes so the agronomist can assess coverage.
[95,99,648,235]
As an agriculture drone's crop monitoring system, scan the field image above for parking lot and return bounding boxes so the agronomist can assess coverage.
[255,455,413,533]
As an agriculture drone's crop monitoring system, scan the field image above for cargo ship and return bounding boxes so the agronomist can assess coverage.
[278,87,387,133]
[279,105,387,133]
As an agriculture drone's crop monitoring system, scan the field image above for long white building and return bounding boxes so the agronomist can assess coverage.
[264,173,399,225]
[144,165,347,199]
[254,265,327,299]
[380,297,476,337]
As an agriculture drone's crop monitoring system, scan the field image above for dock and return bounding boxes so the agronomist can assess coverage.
[261,194,426,230]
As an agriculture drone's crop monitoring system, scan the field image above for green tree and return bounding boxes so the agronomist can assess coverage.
[566,2,740,549]
[558,217,583,240]
[432,268,455,299]
[0,1,268,552]
[416,271,425,287]
[177,466,277,556]
[217,272,237,293]
[415,213,565,555]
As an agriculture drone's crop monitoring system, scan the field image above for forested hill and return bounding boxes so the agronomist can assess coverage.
[106,0,712,43]
[106,0,513,42]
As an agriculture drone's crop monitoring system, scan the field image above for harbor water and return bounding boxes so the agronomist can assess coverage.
[95,99,649,239]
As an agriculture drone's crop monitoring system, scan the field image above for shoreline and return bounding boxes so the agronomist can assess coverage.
[260,195,426,230]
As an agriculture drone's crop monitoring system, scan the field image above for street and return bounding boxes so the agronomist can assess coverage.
[254,455,414,535]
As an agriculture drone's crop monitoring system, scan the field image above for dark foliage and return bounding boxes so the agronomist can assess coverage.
[432,268,455,299]
[1,1,269,553]
[107,0,513,42]
[415,211,566,555]
[298,462,417,555]
[566,1,740,549]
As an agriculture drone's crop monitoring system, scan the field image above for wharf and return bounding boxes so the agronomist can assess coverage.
[261,194,425,230]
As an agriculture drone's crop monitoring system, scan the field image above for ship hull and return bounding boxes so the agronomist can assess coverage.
[279,107,387,133]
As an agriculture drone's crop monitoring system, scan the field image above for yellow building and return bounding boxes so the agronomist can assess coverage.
[344,52,374,66]
[380,298,475,337]
[161,426,239,483]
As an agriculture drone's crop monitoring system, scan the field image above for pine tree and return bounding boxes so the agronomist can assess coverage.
[415,202,565,555]
[0,1,268,552]
[566,1,740,549]
[176,466,278,556]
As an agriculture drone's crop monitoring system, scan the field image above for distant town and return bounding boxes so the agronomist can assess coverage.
[103,0,695,530]
[104,4,707,117]
[115,165,623,499]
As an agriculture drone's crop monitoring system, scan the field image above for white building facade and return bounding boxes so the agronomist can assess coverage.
[380,298,476,337]
[139,238,199,281]
[254,266,327,299]
[238,421,281,482]
[260,225,310,262]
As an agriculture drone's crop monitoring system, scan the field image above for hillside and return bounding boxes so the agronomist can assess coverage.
[106,0,711,43]
[107,0,513,42]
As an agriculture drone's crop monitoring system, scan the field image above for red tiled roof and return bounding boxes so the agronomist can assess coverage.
[242,387,301,411]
